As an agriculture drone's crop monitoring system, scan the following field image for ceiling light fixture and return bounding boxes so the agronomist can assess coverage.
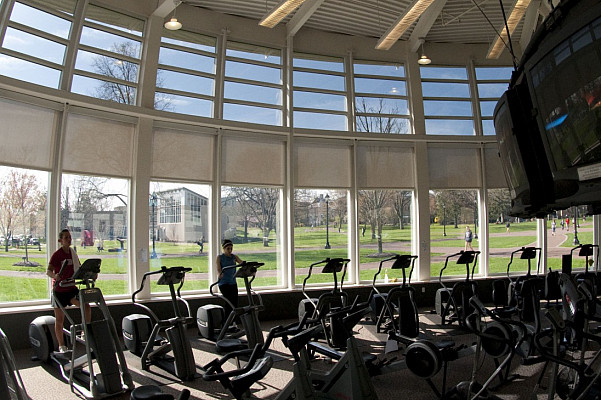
[417,38,431,65]
[376,0,436,50]
[164,0,182,30]
[487,0,532,59]
[259,0,307,28]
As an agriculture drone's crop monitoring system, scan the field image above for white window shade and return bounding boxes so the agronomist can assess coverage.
[152,127,215,181]
[484,144,508,189]
[221,134,285,186]
[0,97,55,169]
[357,144,414,188]
[428,145,480,188]
[295,140,352,188]
[63,112,135,177]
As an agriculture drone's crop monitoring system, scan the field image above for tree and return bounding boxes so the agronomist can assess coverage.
[227,187,279,247]
[355,98,409,134]
[392,191,412,229]
[0,170,45,261]
[488,189,511,223]
[92,43,171,110]
[434,190,476,229]
[294,190,314,227]
[355,99,407,254]
[332,194,347,233]
[359,190,393,254]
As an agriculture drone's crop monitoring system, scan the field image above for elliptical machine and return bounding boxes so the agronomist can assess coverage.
[435,251,480,328]
[29,258,134,398]
[298,258,366,350]
[276,306,379,400]
[0,328,28,400]
[368,254,419,337]
[122,266,197,381]
[198,261,266,355]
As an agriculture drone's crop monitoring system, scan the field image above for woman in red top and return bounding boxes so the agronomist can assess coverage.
[46,229,91,353]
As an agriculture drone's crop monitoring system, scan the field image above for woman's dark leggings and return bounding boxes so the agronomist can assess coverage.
[219,283,239,323]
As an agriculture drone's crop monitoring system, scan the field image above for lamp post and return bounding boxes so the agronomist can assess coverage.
[443,205,447,237]
[149,193,158,259]
[573,206,580,245]
[474,196,478,239]
[324,194,331,249]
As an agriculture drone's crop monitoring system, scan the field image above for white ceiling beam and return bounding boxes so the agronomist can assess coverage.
[519,0,543,52]
[152,0,180,18]
[408,0,449,52]
[376,0,438,50]
[287,0,325,36]
[487,0,532,59]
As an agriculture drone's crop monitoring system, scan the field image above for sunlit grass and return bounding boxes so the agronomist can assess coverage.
[0,220,595,301]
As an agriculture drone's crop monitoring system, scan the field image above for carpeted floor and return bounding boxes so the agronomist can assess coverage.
[13,314,564,400]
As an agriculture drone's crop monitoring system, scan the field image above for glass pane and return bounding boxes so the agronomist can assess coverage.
[482,119,495,135]
[356,116,410,134]
[422,82,470,98]
[429,190,482,277]
[162,30,216,52]
[546,206,590,276]
[480,101,498,117]
[148,182,210,293]
[60,174,129,296]
[355,97,409,115]
[294,54,344,72]
[293,190,348,284]
[425,119,475,135]
[294,90,346,111]
[158,69,213,95]
[487,188,538,276]
[85,4,144,36]
[421,66,468,80]
[227,42,281,64]
[154,92,213,117]
[355,77,406,96]
[10,2,72,39]
[80,26,142,57]
[478,83,508,98]
[29,0,77,16]
[71,74,137,104]
[294,70,345,91]
[159,47,215,73]
[424,100,473,117]
[0,166,49,302]
[0,54,61,88]
[293,111,347,130]
[223,103,282,126]
[224,81,282,105]
[3,27,66,64]
[358,190,413,282]
[221,186,283,288]
[354,62,405,77]
[475,66,513,80]
[75,49,139,82]
[225,61,281,84]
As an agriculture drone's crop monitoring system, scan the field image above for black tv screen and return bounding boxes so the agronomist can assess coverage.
[524,0,601,208]
[494,77,554,217]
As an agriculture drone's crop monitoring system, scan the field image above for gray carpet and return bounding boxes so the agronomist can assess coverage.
[13,316,563,399]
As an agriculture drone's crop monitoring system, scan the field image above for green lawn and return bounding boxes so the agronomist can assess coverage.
[0,220,594,302]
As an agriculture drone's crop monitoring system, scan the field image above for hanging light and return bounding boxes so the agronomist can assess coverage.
[417,38,431,65]
[164,1,182,30]
[164,17,182,30]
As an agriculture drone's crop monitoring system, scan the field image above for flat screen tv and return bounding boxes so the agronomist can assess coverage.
[494,77,554,217]
[523,0,601,211]
[495,0,601,215]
